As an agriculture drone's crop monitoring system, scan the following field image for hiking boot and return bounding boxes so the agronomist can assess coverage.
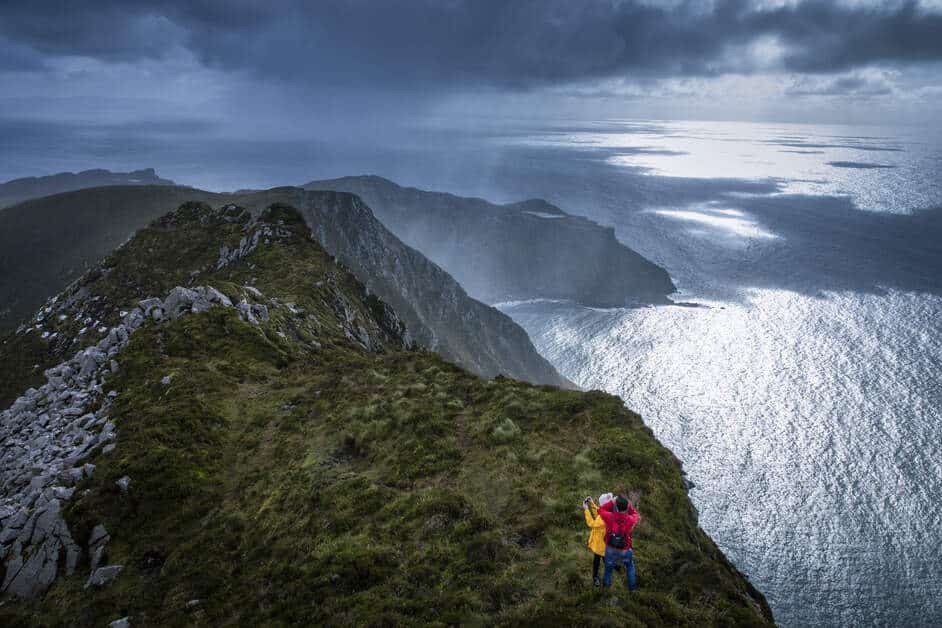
[593,577,601,587]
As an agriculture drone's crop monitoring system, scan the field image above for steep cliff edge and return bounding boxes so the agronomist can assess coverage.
[0,202,772,626]
[228,187,570,388]
[305,175,676,307]
[0,185,566,388]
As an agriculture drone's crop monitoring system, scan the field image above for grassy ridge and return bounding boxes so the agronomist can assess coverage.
[0,203,772,626]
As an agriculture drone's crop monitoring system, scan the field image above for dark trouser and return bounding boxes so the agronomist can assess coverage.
[593,553,602,579]
[603,547,637,590]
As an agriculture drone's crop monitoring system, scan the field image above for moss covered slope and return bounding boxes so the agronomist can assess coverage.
[0,202,772,626]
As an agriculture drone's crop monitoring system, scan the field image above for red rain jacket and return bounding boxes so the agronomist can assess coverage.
[597,499,640,550]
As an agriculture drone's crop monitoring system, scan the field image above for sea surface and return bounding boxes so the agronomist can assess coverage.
[389,120,942,627]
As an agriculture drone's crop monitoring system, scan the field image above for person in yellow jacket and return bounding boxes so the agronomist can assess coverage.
[583,492,613,586]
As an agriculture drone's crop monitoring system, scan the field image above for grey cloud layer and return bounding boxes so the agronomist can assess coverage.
[2,1,941,86]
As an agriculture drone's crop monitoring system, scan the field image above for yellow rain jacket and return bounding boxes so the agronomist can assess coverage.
[584,503,607,556]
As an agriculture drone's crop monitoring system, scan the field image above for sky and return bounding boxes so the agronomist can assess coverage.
[1,0,941,188]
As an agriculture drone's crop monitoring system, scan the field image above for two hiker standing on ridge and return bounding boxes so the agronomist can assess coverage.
[582,492,640,590]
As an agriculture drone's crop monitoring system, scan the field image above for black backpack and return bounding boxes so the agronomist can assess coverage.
[608,517,628,549]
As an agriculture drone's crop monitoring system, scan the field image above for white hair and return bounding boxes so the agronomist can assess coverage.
[598,492,614,506]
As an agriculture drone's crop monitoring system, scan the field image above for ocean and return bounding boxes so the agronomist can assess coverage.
[378,119,942,627]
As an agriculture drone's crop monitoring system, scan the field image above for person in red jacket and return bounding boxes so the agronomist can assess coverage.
[597,494,640,590]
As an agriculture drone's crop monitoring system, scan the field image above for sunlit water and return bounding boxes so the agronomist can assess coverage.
[501,290,942,626]
[471,120,942,627]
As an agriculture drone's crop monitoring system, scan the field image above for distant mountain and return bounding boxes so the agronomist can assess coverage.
[305,175,676,307]
[0,168,175,208]
[0,202,772,625]
[0,185,568,388]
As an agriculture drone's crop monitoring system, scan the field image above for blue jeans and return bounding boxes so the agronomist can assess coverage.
[603,547,636,590]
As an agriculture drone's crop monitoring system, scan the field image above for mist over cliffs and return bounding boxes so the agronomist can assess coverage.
[306,175,676,307]
[0,169,680,386]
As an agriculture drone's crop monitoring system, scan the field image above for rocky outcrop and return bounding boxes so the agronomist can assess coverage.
[305,175,676,307]
[215,218,289,270]
[0,168,175,209]
[0,284,272,598]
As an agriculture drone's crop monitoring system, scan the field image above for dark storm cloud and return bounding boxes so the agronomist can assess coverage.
[1,1,941,85]
[786,74,895,97]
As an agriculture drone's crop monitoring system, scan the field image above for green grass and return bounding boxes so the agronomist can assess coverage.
[0,202,773,627]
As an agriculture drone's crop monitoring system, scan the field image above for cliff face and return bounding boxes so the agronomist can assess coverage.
[0,185,568,388]
[0,202,772,626]
[230,188,570,388]
[305,175,676,307]
[0,169,175,209]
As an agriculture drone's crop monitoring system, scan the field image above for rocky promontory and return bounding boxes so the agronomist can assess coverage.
[306,175,677,307]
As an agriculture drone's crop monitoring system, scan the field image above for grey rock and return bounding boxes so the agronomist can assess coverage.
[85,564,122,588]
[110,617,131,628]
[3,541,57,597]
[252,303,269,322]
[90,543,106,573]
[88,523,109,547]
[88,523,110,572]
[160,375,172,386]
[2,514,78,597]
[126,307,145,330]
[0,283,262,598]
[0,523,21,544]
[78,350,99,379]
[115,476,130,493]
[162,286,198,319]
[66,466,86,484]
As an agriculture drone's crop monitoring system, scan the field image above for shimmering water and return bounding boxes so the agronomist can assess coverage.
[477,120,942,627]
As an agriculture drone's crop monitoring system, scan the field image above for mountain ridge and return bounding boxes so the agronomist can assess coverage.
[304,175,677,308]
[0,169,175,209]
[0,200,773,626]
[0,184,568,389]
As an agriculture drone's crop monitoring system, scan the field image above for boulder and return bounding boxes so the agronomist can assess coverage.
[162,287,198,319]
[85,564,122,588]
[88,523,110,572]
